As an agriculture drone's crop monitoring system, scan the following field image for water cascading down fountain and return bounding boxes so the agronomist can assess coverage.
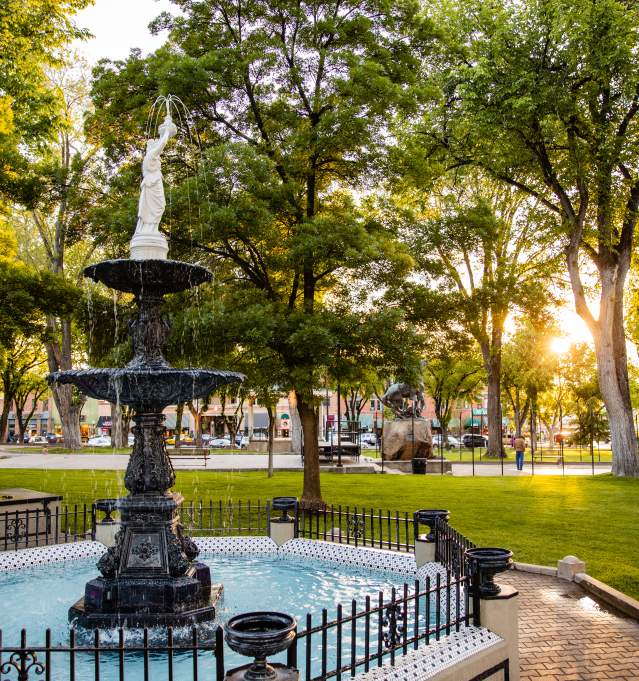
[49,96,244,630]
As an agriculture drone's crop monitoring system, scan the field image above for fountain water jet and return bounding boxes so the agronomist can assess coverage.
[48,98,244,632]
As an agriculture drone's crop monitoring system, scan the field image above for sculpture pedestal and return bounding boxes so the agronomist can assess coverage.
[383,459,452,474]
[130,232,169,260]
[70,493,220,631]
[383,418,433,460]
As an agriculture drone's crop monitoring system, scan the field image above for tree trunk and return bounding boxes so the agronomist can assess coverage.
[194,412,202,447]
[266,404,275,478]
[110,402,128,448]
[227,419,238,450]
[508,391,529,438]
[46,317,84,449]
[484,358,504,457]
[0,397,12,443]
[288,391,302,455]
[593,320,639,476]
[16,405,26,443]
[51,384,83,449]
[297,391,323,508]
[567,234,639,475]
[175,403,184,448]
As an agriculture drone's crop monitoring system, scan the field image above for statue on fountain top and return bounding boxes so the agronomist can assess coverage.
[130,104,178,260]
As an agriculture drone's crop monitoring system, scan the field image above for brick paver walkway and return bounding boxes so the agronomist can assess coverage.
[500,570,639,680]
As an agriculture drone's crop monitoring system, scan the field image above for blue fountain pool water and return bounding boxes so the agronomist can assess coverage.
[0,554,416,680]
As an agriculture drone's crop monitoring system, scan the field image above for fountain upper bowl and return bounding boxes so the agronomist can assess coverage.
[48,367,245,409]
[84,259,211,296]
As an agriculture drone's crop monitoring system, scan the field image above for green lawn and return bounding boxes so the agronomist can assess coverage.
[0,469,636,600]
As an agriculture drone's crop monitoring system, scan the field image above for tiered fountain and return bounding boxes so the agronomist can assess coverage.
[49,97,244,630]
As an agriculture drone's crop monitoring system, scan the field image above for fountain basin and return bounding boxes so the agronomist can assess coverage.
[49,368,244,409]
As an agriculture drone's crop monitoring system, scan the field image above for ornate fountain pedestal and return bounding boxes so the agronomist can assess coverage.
[50,259,244,632]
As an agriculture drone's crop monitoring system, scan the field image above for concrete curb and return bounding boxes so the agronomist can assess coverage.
[574,573,639,620]
[511,560,639,621]
[512,561,557,577]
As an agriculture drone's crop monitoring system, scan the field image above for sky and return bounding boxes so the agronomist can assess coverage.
[69,1,596,351]
[71,0,175,64]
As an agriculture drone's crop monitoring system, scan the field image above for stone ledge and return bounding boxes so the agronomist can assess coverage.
[512,561,558,577]
[352,626,505,680]
[574,572,639,620]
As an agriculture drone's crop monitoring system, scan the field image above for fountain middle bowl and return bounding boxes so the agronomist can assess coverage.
[48,367,245,409]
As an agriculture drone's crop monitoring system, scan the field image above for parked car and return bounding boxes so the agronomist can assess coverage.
[432,434,461,448]
[208,437,231,448]
[461,433,489,448]
[207,435,247,449]
[45,433,63,444]
[127,433,134,446]
[360,433,378,446]
[28,435,48,445]
[87,435,112,447]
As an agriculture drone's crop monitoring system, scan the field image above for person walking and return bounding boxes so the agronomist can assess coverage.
[514,435,526,471]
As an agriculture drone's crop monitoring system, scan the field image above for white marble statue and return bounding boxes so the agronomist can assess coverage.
[130,104,177,260]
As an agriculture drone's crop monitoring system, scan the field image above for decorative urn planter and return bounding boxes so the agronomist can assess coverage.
[225,611,297,680]
[413,509,450,543]
[271,497,298,523]
[95,498,118,523]
[465,547,513,597]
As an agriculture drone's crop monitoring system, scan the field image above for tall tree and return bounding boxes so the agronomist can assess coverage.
[13,367,49,443]
[501,321,558,439]
[0,0,89,204]
[88,0,424,506]
[0,338,46,442]
[423,333,483,446]
[417,0,639,475]
[24,63,101,449]
[397,182,557,456]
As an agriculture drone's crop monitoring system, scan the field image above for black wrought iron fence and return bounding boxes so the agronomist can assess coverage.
[296,505,415,552]
[0,505,93,551]
[0,626,224,681]
[289,571,474,680]
[435,517,476,578]
[180,498,271,537]
[0,572,478,681]
[1,502,479,577]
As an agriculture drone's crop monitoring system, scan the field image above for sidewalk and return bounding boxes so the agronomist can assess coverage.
[0,449,612,475]
[0,450,306,470]
[502,570,639,680]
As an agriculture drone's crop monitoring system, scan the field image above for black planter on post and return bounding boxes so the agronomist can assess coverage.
[269,497,298,546]
[465,547,513,598]
[224,611,298,681]
[95,498,118,524]
[413,509,450,543]
[271,497,298,523]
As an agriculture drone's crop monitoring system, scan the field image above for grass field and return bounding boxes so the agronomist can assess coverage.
[0,468,636,600]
